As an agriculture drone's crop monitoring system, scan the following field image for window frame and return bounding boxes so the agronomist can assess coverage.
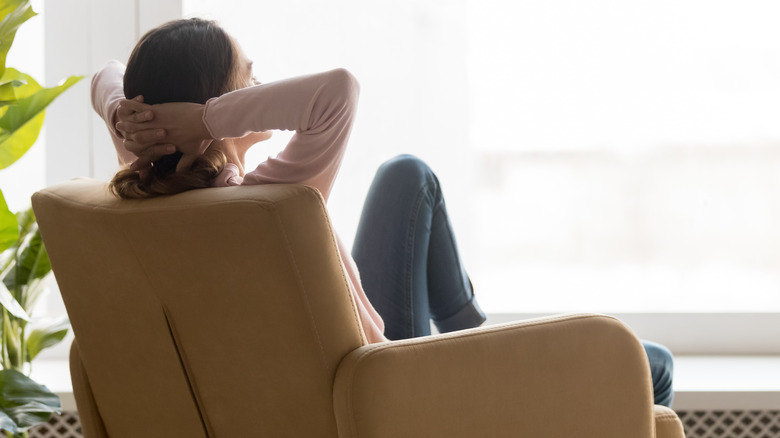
[485,313,780,355]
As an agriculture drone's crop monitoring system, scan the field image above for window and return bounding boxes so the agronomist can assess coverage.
[42,0,780,354]
[467,0,780,315]
[184,0,780,315]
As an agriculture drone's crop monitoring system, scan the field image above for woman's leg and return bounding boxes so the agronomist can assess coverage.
[352,155,486,340]
[642,340,675,407]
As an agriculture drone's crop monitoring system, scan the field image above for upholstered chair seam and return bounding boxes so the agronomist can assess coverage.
[303,185,368,346]
[273,206,333,379]
[161,305,212,437]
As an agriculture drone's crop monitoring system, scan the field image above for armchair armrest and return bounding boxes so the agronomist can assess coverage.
[655,405,685,438]
[333,314,661,438]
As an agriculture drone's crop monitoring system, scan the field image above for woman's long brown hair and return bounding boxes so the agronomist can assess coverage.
[110,18,245,199]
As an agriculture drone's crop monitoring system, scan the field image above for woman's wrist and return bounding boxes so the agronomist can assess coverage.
[190,104,212,142]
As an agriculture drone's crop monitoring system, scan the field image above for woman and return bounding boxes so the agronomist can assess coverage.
[93,18,674,406]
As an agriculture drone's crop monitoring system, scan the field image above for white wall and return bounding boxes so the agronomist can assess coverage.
[44,0,182,185]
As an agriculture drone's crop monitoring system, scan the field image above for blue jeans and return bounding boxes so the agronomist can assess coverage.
[643,340,675,407]
[352,155,674,408]
[352,155,487,339]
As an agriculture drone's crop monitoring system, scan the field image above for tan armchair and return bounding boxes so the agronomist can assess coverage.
[33,179,684,438]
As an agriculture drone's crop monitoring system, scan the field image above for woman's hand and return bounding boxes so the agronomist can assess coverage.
[115,96,175,169]
[116,96,213,171]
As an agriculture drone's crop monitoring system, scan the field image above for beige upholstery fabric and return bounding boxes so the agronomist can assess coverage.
[69,341,108,438]
[654,405,686,438]
[33,179,684,438]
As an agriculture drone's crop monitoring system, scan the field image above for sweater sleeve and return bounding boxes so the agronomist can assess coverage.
[90,60,135,166]
[202,68,360,201]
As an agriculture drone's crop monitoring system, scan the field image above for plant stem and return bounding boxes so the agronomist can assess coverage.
[2,308,10,369]
[18,321,25,371]
[1,309,5,369]
[0,258,15,283]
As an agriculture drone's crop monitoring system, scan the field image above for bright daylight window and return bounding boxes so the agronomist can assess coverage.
[177,0,780,315]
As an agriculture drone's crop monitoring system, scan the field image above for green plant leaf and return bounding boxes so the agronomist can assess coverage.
[24,318,68,362]
[0,190,17,254]
[12,209,33,241]
[3,227,49,291]
[0,0,29,21]
[0,0,36,79]
[0,408,17,434]
[0,79,25,88]
[0,69,40,101]
[0,84,15,103]
[19,278,43,314]
[0,110,42,171]
[0,283,27,321]
[0,369,60,433]
[2,313,21,368]
[0,78,26,104]
[25,233,50,284]
[0,71,83,170]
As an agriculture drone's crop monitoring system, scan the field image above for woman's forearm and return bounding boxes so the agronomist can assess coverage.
[203,68,359,137]
[209,68,360,200]
[91,60,135,166]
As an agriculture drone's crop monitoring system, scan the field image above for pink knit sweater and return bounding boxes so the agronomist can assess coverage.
[92,60,387,343]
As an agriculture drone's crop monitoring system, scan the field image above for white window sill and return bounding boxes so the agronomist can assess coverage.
[30,355,780,413]
[29,359,76,411]
[674,355,780,410]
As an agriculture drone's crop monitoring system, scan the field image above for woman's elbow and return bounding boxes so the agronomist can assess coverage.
[89,72,102,114]
[326,68,360,106]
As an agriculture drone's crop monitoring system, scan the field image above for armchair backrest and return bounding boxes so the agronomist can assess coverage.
[32,179,365,437]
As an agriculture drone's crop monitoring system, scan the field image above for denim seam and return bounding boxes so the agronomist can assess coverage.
[429,204,472,322]
[404,180,435,338]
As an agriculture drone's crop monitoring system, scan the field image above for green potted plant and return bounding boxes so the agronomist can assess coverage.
[0,1,82,436]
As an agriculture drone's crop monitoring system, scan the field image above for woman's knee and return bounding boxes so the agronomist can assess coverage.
[642,340,675,406]
[375,154,434,185]
[643,341,674,371]
[644,341,674,376]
